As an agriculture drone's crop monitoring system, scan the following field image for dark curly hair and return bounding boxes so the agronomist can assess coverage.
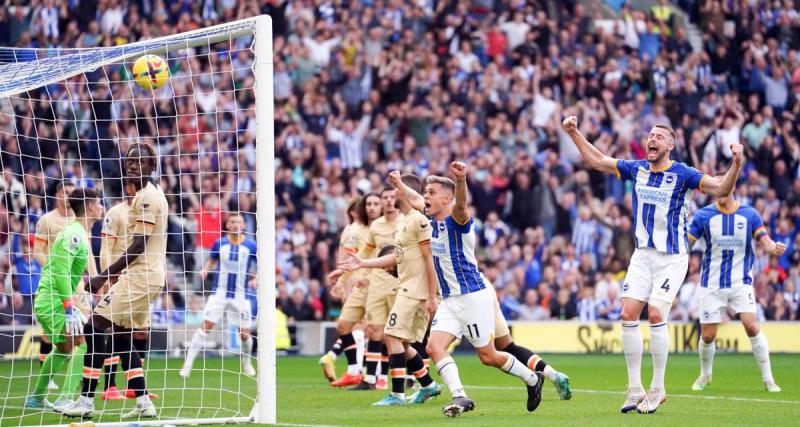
[125,142,158,174]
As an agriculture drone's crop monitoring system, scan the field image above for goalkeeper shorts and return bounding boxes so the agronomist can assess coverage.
[34,302,67,345]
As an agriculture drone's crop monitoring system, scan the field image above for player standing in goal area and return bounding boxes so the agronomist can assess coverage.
[688,192,786,392]
[60,142,168,419]
[322,194,381,387]
[180,212,258,378]
[561,116,744,414]
[98,182,157,401]
[390,166,546,417]
[25,188,103,409]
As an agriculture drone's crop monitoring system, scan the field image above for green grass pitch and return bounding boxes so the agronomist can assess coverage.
[1,353,797,426]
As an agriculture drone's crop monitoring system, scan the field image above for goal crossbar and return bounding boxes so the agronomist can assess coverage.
[0,17,262,99]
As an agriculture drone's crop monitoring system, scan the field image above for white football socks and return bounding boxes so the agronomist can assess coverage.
[352,330,365,374]
[542,365,558,383]
[649,322,669,391]
[184,330,208,370]
[436,357,466,398]
[699,338,715,378]
[500,352,539,387]
[749,332,774,382]
[621,320,643,390]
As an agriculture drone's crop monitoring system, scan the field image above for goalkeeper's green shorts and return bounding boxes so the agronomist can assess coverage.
[34,298,66,345]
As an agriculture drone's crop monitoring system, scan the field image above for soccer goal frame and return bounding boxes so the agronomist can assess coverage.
[0,15,276,426]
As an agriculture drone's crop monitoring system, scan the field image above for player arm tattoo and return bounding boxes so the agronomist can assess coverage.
[452,175,470,224]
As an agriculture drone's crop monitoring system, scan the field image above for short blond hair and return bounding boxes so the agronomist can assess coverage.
[425,175,456,194]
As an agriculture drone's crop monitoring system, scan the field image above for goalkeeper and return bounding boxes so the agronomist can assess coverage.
[25,188,104,409]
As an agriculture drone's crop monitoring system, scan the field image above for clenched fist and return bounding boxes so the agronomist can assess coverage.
[730,143,744,167]
[449,161,467,180]
[562,116,578,133]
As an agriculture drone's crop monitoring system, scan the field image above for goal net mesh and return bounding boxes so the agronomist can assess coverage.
[0,17,269,426]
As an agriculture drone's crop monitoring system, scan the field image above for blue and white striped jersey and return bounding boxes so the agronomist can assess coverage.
[688,203,767,289]
[210,236,257,300]
[429,215,488,298]
[615,160,705,254]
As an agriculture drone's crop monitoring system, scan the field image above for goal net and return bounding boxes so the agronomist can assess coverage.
[0,15,275,427]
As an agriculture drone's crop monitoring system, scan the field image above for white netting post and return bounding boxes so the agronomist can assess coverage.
[252,14,276,425]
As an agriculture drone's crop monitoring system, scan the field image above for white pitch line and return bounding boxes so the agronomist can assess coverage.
[466,385,799,405]
[278,423,343,427]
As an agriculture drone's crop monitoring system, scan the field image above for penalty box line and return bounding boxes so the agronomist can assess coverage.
[467,385,799,405]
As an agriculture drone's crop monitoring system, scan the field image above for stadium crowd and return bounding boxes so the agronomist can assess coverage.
[1,0,800,328]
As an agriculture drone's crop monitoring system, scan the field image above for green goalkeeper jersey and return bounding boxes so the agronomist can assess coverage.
[34,221,89,315]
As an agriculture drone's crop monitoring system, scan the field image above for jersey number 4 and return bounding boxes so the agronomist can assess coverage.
[660,279,670,292]
[466,323,480,339]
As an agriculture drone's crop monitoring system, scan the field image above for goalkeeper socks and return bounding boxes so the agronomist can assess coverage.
[435,356,466,398]
[699,338,715,378]
[388,353,406,399]
[59,343,87,401]
[621,320,643,390]
[364,340,382,384]
[649,322,669,391]
[33,350,69,397]
[499,351,539,387]
[339,333,359,375]
[749,332,774,382]
[406,352,434,388]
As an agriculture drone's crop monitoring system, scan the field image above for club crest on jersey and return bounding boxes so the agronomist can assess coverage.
[395,246,405,264]
[665,175,675,185]
[438,222,446,232]
[68,235,81,252]
[737,222,744,230]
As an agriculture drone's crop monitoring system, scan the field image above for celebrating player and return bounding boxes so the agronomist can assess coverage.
[25,188,104,409]
[351,187,404,390]
[392,164,544,417]
[324,193,381,387]
[562,116,744,414]
[688,193,786,392]
[339,174,442,407]
[181,212,258,378]
[60,142,168,419]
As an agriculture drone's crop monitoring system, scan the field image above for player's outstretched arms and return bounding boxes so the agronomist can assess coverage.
[338,252,397,272]
[697,143,744,197]
[449,161,470,224]
[388,170,425,212]
[561,115,618,175]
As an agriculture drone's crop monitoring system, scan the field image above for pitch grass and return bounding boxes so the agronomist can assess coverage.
[1,353,798,426]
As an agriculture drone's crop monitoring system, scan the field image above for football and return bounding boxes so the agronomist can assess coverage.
[132,54,169,90]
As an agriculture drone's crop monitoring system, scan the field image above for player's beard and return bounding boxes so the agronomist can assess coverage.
[125,174,149,191]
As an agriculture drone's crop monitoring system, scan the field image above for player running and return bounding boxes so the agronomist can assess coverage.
[351,187,404,390]
[181,213,258,378]
[688,193,786,392]
[324,193,382,387]
[391,164,544,417]
[25,188,103,409]
[60,142,168,419]
[562,116,743,414]
[339,174,442,407]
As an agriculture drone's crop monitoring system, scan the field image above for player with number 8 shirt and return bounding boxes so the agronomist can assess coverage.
[562,115,744,414]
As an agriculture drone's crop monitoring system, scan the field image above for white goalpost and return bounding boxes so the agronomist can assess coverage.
[0,14,275,427]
